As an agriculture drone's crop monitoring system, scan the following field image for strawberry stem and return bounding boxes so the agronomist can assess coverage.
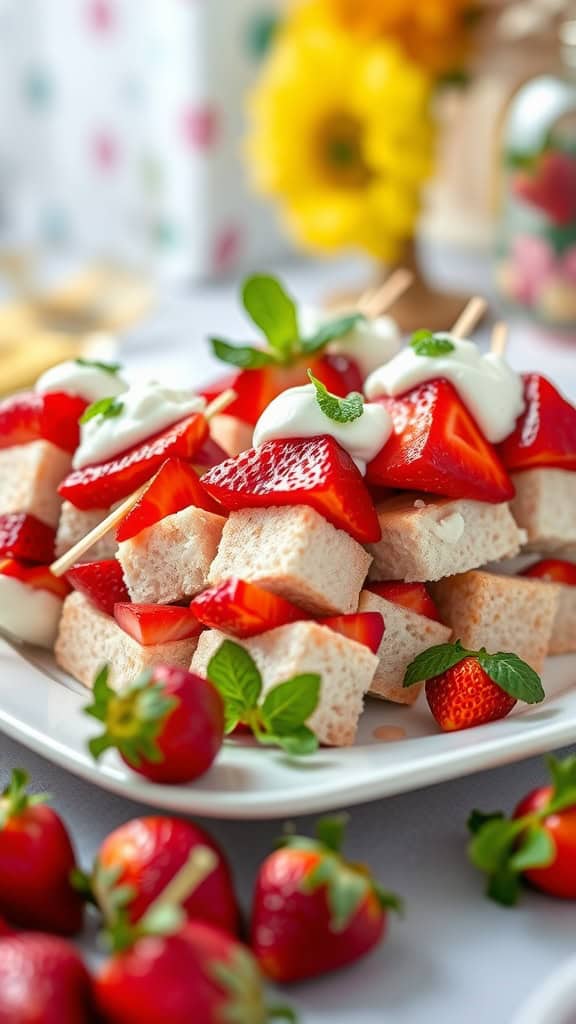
[0,769,49,827]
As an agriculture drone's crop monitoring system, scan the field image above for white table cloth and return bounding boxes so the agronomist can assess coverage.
[1,244,575,1023]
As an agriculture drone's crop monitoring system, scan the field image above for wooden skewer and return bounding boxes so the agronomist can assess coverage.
[490,321,508,357]
[357,268,414,319]
[50,389,237,577]
[450,296,487,339]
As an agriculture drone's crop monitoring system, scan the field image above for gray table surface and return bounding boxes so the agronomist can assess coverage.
[2,246,575,1023]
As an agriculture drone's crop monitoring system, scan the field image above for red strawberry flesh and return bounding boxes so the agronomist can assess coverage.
[191,578,305,637]
[426,657,516,732]
[0,392,87,453]
[116,458,223,542]
[202,435,381,544]
[320,612,385,653]
[367,580,441,621]
[520,558,576,586]
[0,558,70,599]
[66,559,130,616]
[113,603,203,645]
[366,379,515,503]
[0,513,55,564]
[499,373,576,473]
[59,412,208,510]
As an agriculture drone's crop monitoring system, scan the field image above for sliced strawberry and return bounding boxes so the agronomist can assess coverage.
[116,458,223,543]
[190,578,305,638]
[499,374,576,473]
[0,513,55,564]
[202,436,381,544]
[320,612,385,653]
[59,412,209,511]
[195,436,229,468]
[200,354,362,427]
[0,558,70,599]
[0,392,87,453]
[66,559,130,616]
[367,581,441,621]
[521,559,576,586]
[366,380,515,503]
[113,603,203,645]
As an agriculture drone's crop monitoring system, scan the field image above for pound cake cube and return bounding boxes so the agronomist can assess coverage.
[358,589,452,705]
[367,494,523,583]
[209,415,253,458]
[547,584,576,655]
[118,504,227,605]
[510,469,576,552]
[55,501,117,561]
[208,505,372,615]
[430,570,559,673]
[192,621,378,746]
[0,440,71,527]
[55,591,198,688]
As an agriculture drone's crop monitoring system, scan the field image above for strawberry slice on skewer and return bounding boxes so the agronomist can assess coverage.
[367,581,441,621]
[191,578,305,638]
[366,379,514,503]
[0,513,56,564]
[499,373,576,473]
[0,392,87,453]
[202,435,381,544]
[116,458,223,543]
[59,412,209,511]
[114,604,203,645]
[66,559,130,615]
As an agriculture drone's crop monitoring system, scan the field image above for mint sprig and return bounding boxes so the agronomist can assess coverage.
[307,369,364,424]
[207,639,320,756]
[80,396,124,424]
[209,273,368,370]
[410,329,455,357]
[403,639,545,705]
[75,357,122,375]
[466,754,576,906]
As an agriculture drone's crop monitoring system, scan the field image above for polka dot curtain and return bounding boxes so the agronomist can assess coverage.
[0,0,287,280]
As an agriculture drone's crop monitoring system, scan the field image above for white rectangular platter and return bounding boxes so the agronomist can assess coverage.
[1,640,575,819]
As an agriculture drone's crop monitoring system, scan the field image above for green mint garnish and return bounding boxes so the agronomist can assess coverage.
[207,639,320,756]
[209,273,369,370]
[75,357,122,375]
[467,754,576,906]
[307,369,364,424]
[80,396,125,425]
[403,639,545,705]
[410,329,455,357]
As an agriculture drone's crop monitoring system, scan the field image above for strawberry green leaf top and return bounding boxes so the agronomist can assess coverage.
[207,639,320,755]
[84,666,177,765]
[79,396,124,425]
[0,769,49,828]
[307,369,364,424]
[75,357,123,375]
[210,273,367,369]
[467,754,576,906]
[410,330,455,357]
[403,639,545,705]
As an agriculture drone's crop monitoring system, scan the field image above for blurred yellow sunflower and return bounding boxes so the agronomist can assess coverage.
[246,11,434,262]
[314,0,477,76]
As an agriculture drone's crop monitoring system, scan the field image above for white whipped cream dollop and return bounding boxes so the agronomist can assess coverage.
[253,383,392,475]
[364,335,525,444]
[0,576,63,648]
[300,306,401,378]
[73,382,206,469]
[36,360,127,403]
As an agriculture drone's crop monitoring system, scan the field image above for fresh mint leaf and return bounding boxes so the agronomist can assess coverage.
[509,824,555,872]
[261,674,321,735]
[207,640,262,729]
[476,651,545,705]
[403,640,469,687]
[300,312,366,354]
[80,397,124,425]
[242,274,299,360]
[275,726,319,756]
[210,338,277,370]
[307,369,363,424]
[410,329,455,357]
[75,357,122,375]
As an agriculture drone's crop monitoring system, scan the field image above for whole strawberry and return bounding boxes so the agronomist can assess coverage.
[92,816,238,935]
[96,920,287,1024]
[468,754,576,905]
[0,932,96,1023]
[403,640,545,731]
[84,664,224,784]
[251,815,400,983]
[0,770,84,934]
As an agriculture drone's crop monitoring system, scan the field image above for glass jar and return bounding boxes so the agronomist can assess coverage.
[495,16,576,333]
